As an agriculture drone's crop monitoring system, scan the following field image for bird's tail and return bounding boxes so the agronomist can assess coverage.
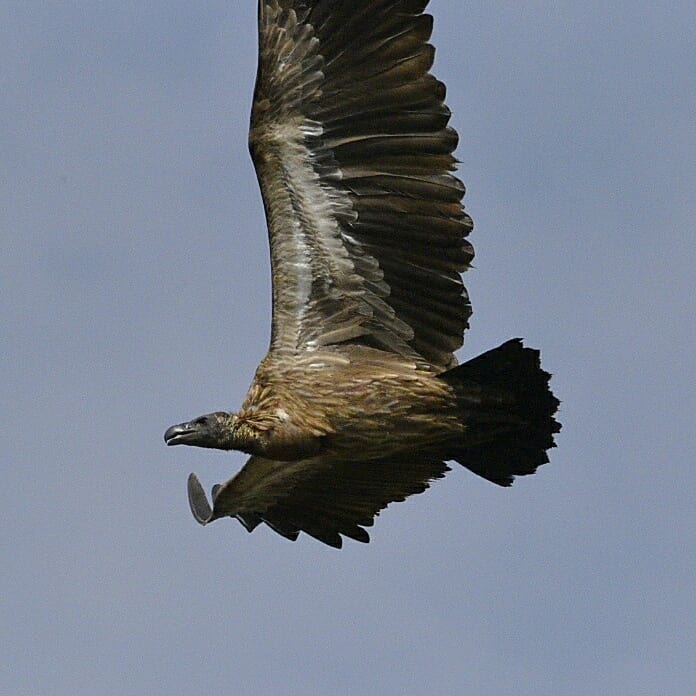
[439,338,560,486]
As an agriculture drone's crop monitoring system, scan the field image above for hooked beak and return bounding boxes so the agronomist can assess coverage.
[163,412,229,449]
[164,421,199,446]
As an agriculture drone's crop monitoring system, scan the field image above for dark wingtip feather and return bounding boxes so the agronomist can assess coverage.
[187,473,213,525]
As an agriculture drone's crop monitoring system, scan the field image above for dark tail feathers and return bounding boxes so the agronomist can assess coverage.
[440,338,561,486]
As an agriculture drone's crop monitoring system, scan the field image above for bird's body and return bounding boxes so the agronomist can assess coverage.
[234,348,460,462]
[165,0,560,547]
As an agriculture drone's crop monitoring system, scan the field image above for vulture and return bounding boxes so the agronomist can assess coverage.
[164,0,560,548]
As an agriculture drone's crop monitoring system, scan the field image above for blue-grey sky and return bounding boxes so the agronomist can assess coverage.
[2,2,694,694]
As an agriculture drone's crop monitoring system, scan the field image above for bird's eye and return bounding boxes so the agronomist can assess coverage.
[193,416,209,426]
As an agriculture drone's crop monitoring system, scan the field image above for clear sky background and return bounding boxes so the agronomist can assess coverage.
[2,2,694,694]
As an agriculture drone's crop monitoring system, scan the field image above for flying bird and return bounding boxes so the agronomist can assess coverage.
[165,0,560,548]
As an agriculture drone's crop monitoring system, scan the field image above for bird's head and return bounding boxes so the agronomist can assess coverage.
[164,411,237,450]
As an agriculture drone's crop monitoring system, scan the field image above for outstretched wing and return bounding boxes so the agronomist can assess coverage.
[187,455,450,548]
[250,0,473,371]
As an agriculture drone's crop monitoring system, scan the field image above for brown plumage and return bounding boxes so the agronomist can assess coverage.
[164,0,560,548]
